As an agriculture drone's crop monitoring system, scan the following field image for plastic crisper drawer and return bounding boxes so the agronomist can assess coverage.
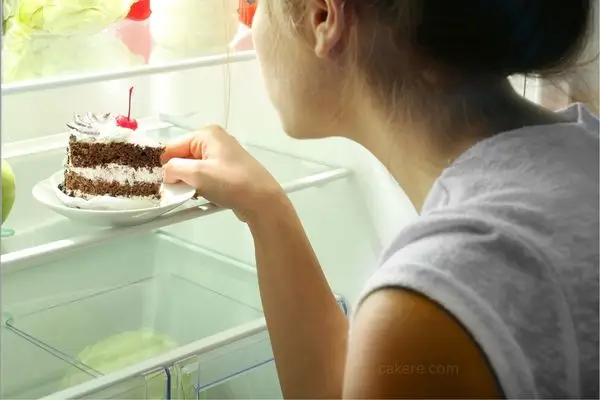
[171,329,277,399]
[3,230,264,398]
[0,327,95,399]
[170,297,349,400]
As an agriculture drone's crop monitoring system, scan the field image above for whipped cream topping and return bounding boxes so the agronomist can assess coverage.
[67,112,162,147]
[59,188,161,210]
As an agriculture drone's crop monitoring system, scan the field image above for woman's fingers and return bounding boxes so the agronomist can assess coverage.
[160,133,205,164]
[161,125,231,164]
[163,157,206,188]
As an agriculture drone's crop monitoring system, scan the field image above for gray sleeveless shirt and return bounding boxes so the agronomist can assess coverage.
[356,104,599,398]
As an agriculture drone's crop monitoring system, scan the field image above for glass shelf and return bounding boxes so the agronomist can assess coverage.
[1,130,336,259]
[2,232,265,398]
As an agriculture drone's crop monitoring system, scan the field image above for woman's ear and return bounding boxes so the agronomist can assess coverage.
[306,0,347,58]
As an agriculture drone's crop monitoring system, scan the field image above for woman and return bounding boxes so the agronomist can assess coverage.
[162,0,599,398]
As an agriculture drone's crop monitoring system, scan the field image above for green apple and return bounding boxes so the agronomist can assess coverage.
[2,159,16,225]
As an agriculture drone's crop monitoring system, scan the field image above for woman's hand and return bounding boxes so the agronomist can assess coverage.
[161,125,285,222]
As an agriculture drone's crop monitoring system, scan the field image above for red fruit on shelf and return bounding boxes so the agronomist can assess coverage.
[126,0,152,21]
[239,0,257,27]
[116,87,139,130]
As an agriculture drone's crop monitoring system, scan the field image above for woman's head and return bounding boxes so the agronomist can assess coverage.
[252,0,593,140]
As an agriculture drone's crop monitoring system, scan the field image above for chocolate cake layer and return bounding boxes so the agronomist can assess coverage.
[68,139,164,169]
[64,171,161,198]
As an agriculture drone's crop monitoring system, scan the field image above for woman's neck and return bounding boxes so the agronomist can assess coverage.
[350,78,564,211]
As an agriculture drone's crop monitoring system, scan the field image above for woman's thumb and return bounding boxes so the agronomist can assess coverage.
[163,158,205,188]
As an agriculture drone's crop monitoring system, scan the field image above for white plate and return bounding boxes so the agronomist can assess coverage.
[32,171,196,227]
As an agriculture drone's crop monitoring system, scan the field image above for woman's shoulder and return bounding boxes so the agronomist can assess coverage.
[446,103,597,176]
[423,103,598,225]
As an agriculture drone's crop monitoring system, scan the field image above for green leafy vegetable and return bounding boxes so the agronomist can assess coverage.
[4,0,135,36]
[63,329,194,399]
[3,0,18,34]
[2,26,144,82]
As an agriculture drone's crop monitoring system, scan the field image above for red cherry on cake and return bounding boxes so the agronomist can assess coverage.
[116,115,138,130]
[116,87,139,130]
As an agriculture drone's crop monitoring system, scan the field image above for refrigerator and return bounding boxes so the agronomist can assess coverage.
[1,6,597,398]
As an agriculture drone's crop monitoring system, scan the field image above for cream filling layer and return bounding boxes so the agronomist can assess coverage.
[68,163,163,184]
[67,189,161,208]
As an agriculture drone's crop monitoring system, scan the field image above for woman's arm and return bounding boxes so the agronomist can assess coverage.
[247,194,348,399]
[344,289,502,399]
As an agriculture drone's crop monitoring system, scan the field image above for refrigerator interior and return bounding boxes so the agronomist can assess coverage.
[3,3,599,393]
[0,51,559,397]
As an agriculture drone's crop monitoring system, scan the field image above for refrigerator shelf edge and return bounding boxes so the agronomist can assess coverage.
[1,51,257,97]
[1,168,350,272]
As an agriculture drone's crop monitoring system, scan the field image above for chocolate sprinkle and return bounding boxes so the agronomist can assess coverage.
[66,112,112,136]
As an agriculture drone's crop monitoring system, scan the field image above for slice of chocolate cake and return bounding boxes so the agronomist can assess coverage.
[63,112,165,206]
